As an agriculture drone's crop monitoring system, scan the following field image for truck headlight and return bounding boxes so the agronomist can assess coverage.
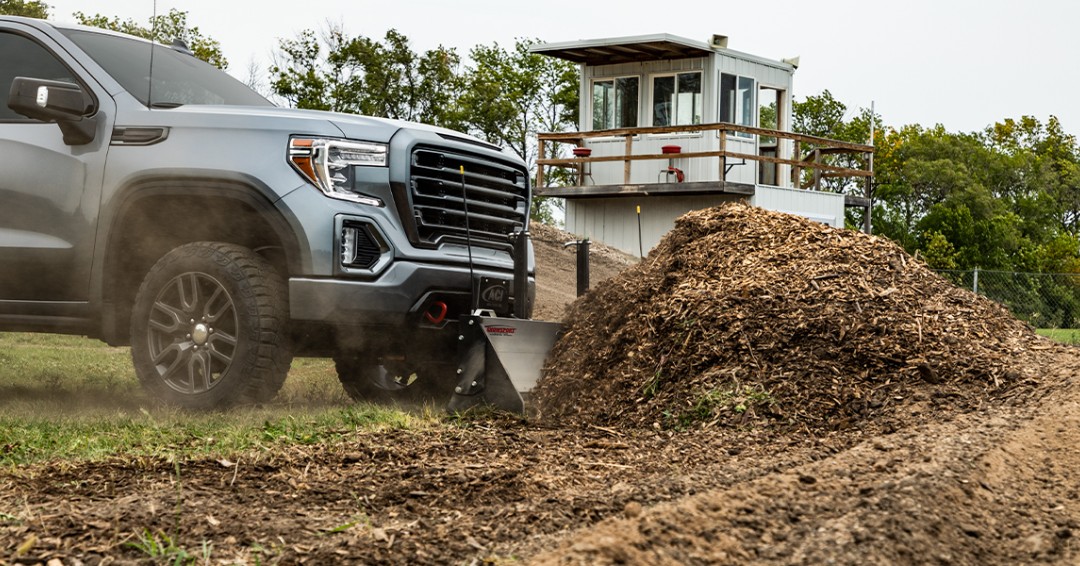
[288,137,387,206]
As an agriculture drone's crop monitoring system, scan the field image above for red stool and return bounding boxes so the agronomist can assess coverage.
[660,145,684,183]
[572,147,592,185]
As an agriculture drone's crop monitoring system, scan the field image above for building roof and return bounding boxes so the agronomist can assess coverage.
[529,33,796,71]
[529,33,716,65]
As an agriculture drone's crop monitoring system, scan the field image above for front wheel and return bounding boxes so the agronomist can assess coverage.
[334,353,457,408]
[130,242,293,409]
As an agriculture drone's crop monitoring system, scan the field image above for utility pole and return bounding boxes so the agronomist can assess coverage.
[864,101,875,235]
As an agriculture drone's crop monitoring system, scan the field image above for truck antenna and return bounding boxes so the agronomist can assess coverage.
[459,166,478,311]
[147,0,156,109]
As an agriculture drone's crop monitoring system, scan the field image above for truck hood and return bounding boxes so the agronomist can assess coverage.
[148,105,498,149]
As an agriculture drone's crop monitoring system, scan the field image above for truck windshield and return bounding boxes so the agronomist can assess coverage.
[60,29,272,108]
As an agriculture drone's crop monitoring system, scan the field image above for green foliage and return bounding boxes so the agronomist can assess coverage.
[793,89,848,139]
[665,385,775,429]
[861,113,1080,276]
[921,231,957,269]
[793,90,1080,325]
[459,39,579,222]
[72,9,227,69]
[271,30,578,223]
[460,39,579,160]
[0,0,47,18]
[271,26,463,128]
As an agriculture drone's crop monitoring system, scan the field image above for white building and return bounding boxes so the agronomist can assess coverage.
[531,33,872,256]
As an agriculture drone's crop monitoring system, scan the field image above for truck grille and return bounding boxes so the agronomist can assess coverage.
[410,147,529,249]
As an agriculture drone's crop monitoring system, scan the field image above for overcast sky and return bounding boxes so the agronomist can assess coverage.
[44,0,1080,138]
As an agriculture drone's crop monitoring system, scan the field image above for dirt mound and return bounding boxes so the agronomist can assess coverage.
[531,348,1080,566]
[533,203,1046,431]
[530,221,638,322]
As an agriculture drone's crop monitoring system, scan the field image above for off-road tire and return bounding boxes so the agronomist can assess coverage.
[130,242,292,409]
[334,353,456,408]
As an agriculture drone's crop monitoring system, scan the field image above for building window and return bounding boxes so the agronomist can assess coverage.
[592,76,638,130]
[651,72,702,127]
[719,73,755,138]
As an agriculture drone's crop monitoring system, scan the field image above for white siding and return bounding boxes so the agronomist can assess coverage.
[749,185,846,227]
[566,195,746,257]
[563,187,845,258]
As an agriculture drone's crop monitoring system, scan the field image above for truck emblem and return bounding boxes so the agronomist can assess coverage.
[481,285,507,303]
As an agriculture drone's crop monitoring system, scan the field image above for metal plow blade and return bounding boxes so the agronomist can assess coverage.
[447,315,562,414]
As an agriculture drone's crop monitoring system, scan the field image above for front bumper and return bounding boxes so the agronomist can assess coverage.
[289,260,534,327]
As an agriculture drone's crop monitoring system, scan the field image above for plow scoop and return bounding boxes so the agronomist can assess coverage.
[447,314,562,414]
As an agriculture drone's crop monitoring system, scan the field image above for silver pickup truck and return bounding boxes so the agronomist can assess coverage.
[0,16,533,409]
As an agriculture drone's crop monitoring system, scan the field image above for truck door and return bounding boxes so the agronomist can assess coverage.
[0,25,112,303]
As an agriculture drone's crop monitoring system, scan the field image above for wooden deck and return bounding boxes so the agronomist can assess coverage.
[536,122,874,194]
[536,180,755,199]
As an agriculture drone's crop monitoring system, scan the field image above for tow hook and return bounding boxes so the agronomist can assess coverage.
[424,301,448,324]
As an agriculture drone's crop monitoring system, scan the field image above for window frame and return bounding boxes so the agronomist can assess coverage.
[718,72,756,138]
[590,75,640,131]
[648,70,703,129]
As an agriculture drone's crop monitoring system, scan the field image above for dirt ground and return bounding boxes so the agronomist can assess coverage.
[3,220,1080,565]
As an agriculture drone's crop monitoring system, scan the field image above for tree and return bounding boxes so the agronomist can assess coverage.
[458,39,578,223]
[73,9,227,69]
[459,39,577,164]
[792,91,876,194]
[271,25,463,128]
[793,89,848,140]
[272,31,578,223]
[917,184,1022,270]
[0,0,46,17]
[792,90,878,230]
[985,115,1080,235]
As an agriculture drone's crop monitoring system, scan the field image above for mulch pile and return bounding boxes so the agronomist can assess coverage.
[533,203,1047,431]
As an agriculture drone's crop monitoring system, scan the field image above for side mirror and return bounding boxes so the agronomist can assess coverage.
[8,77,98,145]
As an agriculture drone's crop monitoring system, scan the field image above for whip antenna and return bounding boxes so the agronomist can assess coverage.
[147,0,157,108]
[460,166,477,311]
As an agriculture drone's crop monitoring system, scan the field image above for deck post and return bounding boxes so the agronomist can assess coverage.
[812,149,822,191]
[792,140,802,189]
[719,131,727,181]
[536,138,546,188]
[623,134,633,184]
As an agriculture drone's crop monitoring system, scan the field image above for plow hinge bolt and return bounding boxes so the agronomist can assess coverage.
[455,386,462,393]
[471,381,478,387]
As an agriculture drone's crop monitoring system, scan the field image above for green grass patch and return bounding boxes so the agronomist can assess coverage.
[0,403,426,466]
[0,332,434,467]
[1037,328,1080,344]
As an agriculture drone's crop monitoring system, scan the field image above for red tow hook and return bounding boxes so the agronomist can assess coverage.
[424,301,448,324]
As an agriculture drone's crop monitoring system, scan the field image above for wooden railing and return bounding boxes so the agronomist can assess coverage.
[536,122,874,190]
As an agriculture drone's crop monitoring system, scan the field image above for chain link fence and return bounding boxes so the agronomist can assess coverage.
[935,269,1080,329]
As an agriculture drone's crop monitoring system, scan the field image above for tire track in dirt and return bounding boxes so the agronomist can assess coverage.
[531,349,1080,565]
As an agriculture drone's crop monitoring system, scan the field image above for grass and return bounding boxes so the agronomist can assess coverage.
[0,332,434,467]
[1037,328,1080,344]
[128,528,212,565]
